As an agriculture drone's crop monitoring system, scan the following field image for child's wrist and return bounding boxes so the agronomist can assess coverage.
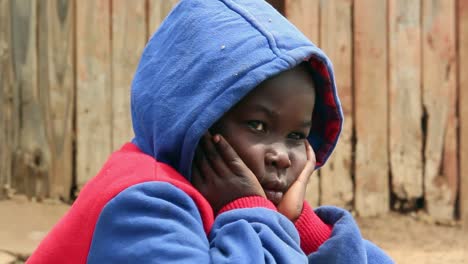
[294,201,332,254]
[217,196,277,215]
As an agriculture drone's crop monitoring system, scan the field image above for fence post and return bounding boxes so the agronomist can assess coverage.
[354,0,390,216]
[76,0,112,194]
[422,0,457,221]
[458,0,468,228]
[318,0,354,209]
[10,0,53,200]
[0,0,16,199]
[37,0,75,201]
[112,0,146,150]
[388,0,423,210]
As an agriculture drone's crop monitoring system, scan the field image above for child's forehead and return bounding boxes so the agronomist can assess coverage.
[248,64,316,98]
[229,64,316,113]
[265,63,315,86]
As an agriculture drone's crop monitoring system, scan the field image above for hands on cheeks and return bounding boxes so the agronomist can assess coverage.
[191,132,266,213]
[277,141,315,221]
[192,132,314,221]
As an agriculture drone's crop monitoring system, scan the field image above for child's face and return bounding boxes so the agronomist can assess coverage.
[212,64,316,205]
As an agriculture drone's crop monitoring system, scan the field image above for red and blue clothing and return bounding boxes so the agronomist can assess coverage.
[28,143,336,263]
[28,0,394,263]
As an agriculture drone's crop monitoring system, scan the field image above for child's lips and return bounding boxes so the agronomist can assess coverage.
[265,190,283,205]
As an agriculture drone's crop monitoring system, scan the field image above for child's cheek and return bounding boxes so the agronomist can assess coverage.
[291,149,308,176]
[296,146,309,165]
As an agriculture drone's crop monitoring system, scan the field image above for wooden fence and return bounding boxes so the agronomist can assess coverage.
[0,0,467,226]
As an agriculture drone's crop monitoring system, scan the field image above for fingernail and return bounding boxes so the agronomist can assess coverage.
[213,135,220,143]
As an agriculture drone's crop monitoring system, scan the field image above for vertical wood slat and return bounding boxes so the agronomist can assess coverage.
[0,0,16,199]
[76,0,112,193]
[112,0,146,150]
[284,0,320,207]
[422,0,457,221]
[284,0,319,43]
[38,0,74,200]
[11,0,52,199]
[318,0,354,209]
[459,0,468,228]
[354,0,389,216]
[388,0,423,209]
[148,0,179,39]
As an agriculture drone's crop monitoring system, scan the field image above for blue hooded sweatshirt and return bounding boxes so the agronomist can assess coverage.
[27,0,394,263]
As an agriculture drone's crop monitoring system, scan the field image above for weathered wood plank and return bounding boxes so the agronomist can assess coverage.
[38,0,74,200]
[318,0,353,209]
[458,0,468,228]
[0,0,16,199]
[148,0,179,39]
[112,0,146,150]
[76,0,112,193]
[285,0,319,43]
[11,0,51,199]
[284,0,320,207]
[388,0,423,210]
[422,0,457,221]
[354,0,389,216]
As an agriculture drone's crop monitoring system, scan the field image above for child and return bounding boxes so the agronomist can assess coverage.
[28,0,393,263]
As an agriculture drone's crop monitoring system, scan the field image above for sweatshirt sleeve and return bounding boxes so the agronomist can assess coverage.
[294,201,332,254]
[87,181,307,263]
[306,206,395,263]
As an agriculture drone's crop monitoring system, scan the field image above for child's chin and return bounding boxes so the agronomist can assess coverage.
[265,190,283,205]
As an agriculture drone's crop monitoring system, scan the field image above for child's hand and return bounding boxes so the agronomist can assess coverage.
[191,133,266,213]
[277,141,315,221]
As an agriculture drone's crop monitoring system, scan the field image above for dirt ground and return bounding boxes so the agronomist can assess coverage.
[0,197,466,263]
[357,211,467,263]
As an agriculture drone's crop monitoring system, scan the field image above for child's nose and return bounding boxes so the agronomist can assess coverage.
[265,145,291,169]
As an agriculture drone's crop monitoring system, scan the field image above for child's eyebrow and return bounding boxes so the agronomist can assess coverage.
[251,104,278,119]
[251,104,312,127]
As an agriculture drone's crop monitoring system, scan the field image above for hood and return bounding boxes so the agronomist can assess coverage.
[131,0,343,180]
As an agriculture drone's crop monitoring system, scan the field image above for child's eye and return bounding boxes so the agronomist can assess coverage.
[247,120,266,132]
[288,132,306,140]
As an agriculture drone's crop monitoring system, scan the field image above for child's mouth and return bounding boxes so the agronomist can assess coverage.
[264,190,283,205]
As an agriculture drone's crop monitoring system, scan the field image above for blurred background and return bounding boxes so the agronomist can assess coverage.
[0,0,467,263]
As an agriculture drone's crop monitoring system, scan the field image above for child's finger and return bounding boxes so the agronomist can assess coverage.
[306,140,314,162]
[193,148,205,180]
[296,141,315,185]
[191,163,204,189]
[194,147,217,184]
[296,162,314,185]
[213,134,246,172]
[200,133,231,178]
